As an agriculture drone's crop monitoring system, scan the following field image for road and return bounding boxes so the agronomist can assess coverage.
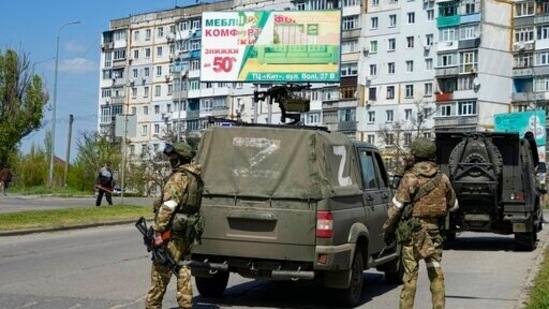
[0,216,547,309]
[0,194,155,213]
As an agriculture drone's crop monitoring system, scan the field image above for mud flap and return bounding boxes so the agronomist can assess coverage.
[323,269,351,289]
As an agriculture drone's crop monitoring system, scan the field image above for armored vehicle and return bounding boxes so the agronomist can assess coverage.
[189,125,402,307]
[435,131,544,251]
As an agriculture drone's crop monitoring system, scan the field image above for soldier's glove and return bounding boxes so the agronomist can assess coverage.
[384,233,395,246]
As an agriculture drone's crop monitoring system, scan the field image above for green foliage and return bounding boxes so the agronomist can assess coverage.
[525,249,549,309]
[0,205,152,231]
[0,49,48,164]
[66,131,121,191]
[13,144,48,187]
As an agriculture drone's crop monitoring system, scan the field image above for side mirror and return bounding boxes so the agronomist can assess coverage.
[391,175,403,190]
[538,162,547,173]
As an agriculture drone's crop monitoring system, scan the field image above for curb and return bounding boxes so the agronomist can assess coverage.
[0,219,136,237]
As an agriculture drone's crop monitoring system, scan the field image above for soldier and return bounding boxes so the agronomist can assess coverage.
[383,137,458,309]
[145,142,204,309]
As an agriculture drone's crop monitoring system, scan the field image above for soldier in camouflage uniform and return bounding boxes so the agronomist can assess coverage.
[383,137,458,309]
[145,142,204,309]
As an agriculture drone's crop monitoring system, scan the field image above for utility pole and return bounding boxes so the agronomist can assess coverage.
[63,114,74,187]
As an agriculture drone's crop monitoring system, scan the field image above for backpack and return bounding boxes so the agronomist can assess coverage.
[179,168,204,215]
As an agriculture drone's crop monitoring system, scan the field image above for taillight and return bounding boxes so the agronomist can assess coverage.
[510,192,524,201]
[316,211,333,238]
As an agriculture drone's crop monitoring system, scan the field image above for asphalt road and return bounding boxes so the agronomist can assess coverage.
[0,214,547,309]
[0,194,155,213]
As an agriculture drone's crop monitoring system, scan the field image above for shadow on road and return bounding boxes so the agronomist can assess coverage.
[191,272,400,309]
[444,235,521,252]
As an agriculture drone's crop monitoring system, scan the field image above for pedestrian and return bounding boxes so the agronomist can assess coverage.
[383,137,459,309]
[146,142,204,309]
[95,161,115,206]
[0,164,13,196]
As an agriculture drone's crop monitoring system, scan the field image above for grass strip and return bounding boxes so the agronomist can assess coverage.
[0,205,153,231]
[526,248,549,309]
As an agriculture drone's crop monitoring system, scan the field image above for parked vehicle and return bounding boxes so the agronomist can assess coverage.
[188,124,402,307]
[435,131,544,251]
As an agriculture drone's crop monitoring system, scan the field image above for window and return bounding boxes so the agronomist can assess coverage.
[458,101,476,116]
[343,15,359,30]
[515,27,535,42]
[440,27,457,42]
[460,50,478,73]
[134,30,140,41]
[145,48,151,58]
[406,60,414,72]
[427,9,434,20]
[536,52,549,65]
[131,87,137,98]
[154,105,160,114]
[156,46,162,57]
[156,66,162,76]
[440,104,452,117]
[144,86,149,97]
[143,106,149,115]
[438,53,457,67]
[458,75,474,90]
[190,59,200,70]
[387,86,395,99]
[155,85,161,97]
[192,19,201,29]
[341,63,359,76]
[133,50,139,60]
[407,12,415,24]
[405,85,414,98]
[388,38,396,51]
[389,14,397,27]
[358,150,378,189]
[370,40,378,53]
[404,133,412,146]
[141,124,148,135]
[388,62,395,74]
[405,109,412,120]
[425,58,433,70]
[157,27,164,38]
[535,77,549,91]
[342,40,358,53]
[426,34,434,46]
[386,110,394,122]
[406,36,414,48]
[368,87,376,100]
[132,68,138,78]
[145,29,151,41]
[386,133,394,145]
[339,108,356,122]
[539,25,549,40]
[370,64,377,76]
[515,2,535,17]
[154,124,160,134]
[463,0,477,14]
[368,111,375,123]
[144,67,150,77]
[367,134,375,144]
[371,16,378,29]
[460,25,478,40]
[423,132,432,139]
[424,83,433,96]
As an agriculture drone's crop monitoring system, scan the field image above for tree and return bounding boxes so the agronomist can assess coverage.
[377,100,436,174]
[0,49,49,164]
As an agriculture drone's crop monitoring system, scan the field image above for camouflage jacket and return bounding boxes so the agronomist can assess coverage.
[383,161,458,235]
[153,162,202,232]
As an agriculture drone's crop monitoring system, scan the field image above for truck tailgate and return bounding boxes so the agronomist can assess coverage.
[193,198,317,261]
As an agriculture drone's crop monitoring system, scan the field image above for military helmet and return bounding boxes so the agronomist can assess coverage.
[163,142,194,159]
[411,137,436,160]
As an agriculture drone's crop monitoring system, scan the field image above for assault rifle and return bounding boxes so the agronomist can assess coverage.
[135,217,180,276]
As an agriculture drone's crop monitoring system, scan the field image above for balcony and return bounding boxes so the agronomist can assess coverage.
[435,92,453,102]
[437,15,460,28]
[512,67,534,77]
[338,121,357,131]
[512,92,549,102]
[172,90,188,101]
[435,66,459,77]
[434,115,478,127]
[211,107,229,117]
[110,95,126,105]
[187,110,200,119]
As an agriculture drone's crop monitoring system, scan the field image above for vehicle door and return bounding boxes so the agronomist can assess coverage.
[357,148,391,253]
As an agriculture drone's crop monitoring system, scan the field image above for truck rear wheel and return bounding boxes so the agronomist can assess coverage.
[514,231,537,251]
[195,271,230,298]
[332,249,364,307]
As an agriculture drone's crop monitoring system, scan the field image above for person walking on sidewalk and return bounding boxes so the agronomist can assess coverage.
[0,165,13,196]
[95,161,115,206]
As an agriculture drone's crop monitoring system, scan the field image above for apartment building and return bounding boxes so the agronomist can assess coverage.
[99,0,548,175]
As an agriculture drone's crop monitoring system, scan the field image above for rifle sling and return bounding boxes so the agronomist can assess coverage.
[413,172,442,203]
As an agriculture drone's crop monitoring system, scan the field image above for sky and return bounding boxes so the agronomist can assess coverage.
[0,0,198,161]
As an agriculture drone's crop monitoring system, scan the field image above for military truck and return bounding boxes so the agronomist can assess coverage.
[188,125,402,307]
[435,131,544,251]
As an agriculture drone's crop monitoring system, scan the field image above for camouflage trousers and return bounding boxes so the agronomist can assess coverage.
[399,222,445,309]
[145,238,193,309]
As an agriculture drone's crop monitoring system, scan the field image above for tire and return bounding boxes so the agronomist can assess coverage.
[333,250,364,307]
[514,231,537,252]
[448,138,503,179]
[444,231,457,242]
[195,271,229,298]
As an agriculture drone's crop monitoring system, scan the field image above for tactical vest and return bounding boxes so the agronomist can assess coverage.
[411,172,447,218]
[176,166,204,215]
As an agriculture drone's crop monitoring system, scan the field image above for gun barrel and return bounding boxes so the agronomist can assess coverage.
[135,217,148,235]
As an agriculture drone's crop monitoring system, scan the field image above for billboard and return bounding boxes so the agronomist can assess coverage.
[494,110,546,162]
[200,10,341,83]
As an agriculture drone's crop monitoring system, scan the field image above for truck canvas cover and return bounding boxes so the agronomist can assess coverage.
[196,126,362,200]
